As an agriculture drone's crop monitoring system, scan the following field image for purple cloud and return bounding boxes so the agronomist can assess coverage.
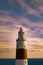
[0,0,43,49]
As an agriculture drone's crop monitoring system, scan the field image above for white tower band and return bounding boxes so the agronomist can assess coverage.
[16,28,28,65]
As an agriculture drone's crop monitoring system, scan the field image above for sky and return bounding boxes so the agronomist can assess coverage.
[0,0,43,58]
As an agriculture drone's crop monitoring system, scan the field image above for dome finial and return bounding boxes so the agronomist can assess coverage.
[16,28,25,41]
[20,27,22,31]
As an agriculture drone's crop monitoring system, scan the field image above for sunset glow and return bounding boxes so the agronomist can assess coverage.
[0,0,43,58]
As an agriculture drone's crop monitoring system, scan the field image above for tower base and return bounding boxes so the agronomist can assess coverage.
[15,59,28,65]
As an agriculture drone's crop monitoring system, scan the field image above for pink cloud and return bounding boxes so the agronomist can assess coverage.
[0,10,43,49]
[17,0,43,17]
[0,10,43,35]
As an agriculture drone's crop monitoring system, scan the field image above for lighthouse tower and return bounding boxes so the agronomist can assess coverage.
[16,28,28,65]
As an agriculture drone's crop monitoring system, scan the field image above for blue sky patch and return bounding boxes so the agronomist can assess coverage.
[26,14,43,22]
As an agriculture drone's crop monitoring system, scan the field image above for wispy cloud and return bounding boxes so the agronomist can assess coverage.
[0,0,43,58]
[0,10,43,48]
[17,0,43,17]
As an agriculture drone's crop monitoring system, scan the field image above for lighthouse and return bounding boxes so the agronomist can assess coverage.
[16,28,28,65]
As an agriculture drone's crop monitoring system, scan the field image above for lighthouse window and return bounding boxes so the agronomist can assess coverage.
[25,61,27,63]
[17,44,18,48]
[24,46,26,47]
